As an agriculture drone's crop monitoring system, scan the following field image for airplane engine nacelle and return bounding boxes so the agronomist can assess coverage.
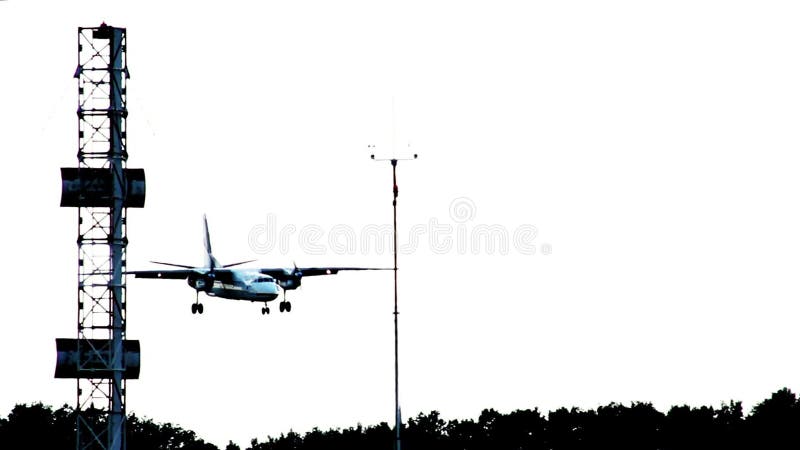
[188,274,214,292]
[279,276,301,290]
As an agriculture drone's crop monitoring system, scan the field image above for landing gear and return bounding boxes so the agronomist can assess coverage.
[192,291,204,315]
[261,306,270,315]
[279,290,292,313]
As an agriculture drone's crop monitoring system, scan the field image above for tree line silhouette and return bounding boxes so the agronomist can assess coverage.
[2,387,799,449]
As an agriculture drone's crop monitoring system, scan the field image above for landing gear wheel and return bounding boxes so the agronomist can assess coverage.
[285,301,292,312]
[197,303,204,314]
[191,303,198,314]
[279,302,285,313]
[261,306,270,315]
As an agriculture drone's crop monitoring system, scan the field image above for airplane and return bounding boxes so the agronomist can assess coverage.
[128,215,388,316]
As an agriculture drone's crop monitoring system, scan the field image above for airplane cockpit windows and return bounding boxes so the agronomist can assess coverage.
[254,277,273,283]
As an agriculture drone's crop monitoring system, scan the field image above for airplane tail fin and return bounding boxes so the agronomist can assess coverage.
[203,214,222,269]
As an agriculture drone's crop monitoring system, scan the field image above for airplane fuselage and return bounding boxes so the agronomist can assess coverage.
[206,281,280,301]
[193,270,280,302]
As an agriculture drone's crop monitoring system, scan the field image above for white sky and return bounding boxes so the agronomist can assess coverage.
[2,0,800,447]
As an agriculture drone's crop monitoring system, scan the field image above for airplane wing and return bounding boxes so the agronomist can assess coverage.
[259,267,390,280]
[128,268,238,283]
[128,269,197,279]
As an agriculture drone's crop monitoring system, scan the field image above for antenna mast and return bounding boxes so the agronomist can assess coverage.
[371,151,417,450]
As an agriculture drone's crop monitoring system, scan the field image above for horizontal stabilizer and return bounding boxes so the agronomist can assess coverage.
[223,259,256,268]
[150,261,195,269]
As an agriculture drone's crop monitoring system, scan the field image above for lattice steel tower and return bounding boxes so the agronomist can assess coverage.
[57,24,144,450]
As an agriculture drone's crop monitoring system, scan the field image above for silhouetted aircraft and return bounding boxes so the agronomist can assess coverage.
[129,215,387,315]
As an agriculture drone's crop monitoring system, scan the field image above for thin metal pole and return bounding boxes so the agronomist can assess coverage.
[371,152,416,450]
[391,159,400,450]
[108,26,126,450]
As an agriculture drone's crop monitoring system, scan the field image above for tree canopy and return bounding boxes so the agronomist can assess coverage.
[2,388,799,449]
